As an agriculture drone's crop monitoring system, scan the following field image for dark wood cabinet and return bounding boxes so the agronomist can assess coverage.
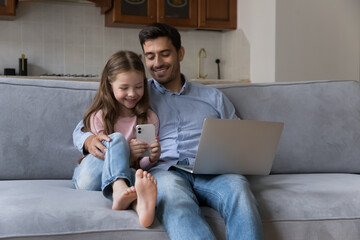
[0,0,16,19]
[198,0,236,30]
[157,0,197,28]
[106,0,236,30]
[106,0,156,27]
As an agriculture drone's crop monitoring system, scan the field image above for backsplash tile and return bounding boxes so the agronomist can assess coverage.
[44,43,64,65]
[65,44,84,66]
[0,21,21,42]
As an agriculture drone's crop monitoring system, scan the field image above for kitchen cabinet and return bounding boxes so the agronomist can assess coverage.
[0,0,16,19]
[105,0,236,30]
[105,0,197,28]
[198,0,236,30]
[106,0,157,27]
[157,0,197,28]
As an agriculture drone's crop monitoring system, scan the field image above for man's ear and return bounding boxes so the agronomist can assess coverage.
[178,46,185,62]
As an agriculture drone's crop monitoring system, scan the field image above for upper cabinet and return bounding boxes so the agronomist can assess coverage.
[0,0,16,19]
[105,0,157,26]
[198,0,236,30]
[0,0,236,30]
[105,0,236,30]
[157,0,198,28]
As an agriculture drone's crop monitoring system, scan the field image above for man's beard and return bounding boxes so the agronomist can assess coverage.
[152,62,180,86]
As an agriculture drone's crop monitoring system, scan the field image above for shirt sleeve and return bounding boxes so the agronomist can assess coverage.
[217,89,240,120]
[73,111,105,155]
[72,120,93,155]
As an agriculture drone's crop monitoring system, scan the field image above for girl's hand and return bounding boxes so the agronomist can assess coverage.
[149,136,161,163]
[129,139,148,163]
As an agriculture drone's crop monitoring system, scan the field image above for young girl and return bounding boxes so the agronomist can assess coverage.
[72,50,160,228]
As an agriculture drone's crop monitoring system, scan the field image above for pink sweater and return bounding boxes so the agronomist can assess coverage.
[90,109,159,170]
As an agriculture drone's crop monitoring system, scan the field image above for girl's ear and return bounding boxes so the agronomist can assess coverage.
[178,46,185,62]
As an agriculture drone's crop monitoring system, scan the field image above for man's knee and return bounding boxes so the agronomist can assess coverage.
[152,170,196,205]
[152,170,184,188]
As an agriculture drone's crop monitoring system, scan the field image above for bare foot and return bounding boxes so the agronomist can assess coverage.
[112,180,137,210]
[133,169,157,228]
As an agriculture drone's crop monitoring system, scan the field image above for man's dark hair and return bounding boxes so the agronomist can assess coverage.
[139,23,181,51]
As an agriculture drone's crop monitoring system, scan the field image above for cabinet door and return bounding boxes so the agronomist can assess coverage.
[105,0,156,27]
[198,0,237,30]
[0,0,16,19]
[157,0,197,28]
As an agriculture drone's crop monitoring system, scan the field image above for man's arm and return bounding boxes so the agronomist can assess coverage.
[73,120,92,154]
[73,120,110,160]
[217,90,239,120]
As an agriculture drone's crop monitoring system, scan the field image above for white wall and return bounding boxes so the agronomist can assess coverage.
[237,0,277,83]
[276,0,360,82]
[237,0,360,83]
[221,26,250,81]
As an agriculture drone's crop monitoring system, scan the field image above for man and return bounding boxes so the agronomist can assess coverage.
[73,23,263,240]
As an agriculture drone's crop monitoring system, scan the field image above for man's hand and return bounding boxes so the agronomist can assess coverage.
[84,134,111,160]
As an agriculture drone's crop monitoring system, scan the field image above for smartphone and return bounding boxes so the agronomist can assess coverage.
[136,124,155,157]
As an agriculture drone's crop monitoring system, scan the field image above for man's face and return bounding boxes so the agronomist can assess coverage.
[143,37,184,88]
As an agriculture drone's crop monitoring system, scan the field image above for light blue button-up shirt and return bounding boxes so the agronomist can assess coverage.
[73,74,238,170]
[147,75,238,170]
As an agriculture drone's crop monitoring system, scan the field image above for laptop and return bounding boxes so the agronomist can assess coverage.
[173,118,284,175]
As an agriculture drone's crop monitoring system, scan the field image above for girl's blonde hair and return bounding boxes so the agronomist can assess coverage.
[82,50,149,135]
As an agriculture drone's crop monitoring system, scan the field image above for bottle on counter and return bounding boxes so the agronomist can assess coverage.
[19,54,27,76]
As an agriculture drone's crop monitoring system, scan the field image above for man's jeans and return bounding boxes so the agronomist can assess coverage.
[72,132,134,199]
[150,168,263,240]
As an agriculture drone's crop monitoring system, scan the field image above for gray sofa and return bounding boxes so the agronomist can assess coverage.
[1,77,360,240]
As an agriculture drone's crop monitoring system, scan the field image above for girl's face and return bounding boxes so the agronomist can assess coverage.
[111,71,144,116]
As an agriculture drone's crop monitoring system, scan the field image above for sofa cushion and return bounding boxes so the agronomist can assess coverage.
[0,78,98,180]
[0,180,167,239]
[248,173,360,240]
[217,80,360,173]
[0,179,225,240]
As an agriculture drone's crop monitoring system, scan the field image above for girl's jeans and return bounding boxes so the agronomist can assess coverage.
[72,132,135,199]
[149,167,263,240]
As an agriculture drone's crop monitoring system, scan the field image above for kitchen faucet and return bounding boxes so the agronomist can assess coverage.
[197,48,208,79]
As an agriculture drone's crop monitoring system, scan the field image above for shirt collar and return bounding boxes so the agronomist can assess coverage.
[151,74,189,95]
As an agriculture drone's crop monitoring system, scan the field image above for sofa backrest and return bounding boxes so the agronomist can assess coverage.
[2,78,359,179]
[0,78,98,180]
[217,80,360,174]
